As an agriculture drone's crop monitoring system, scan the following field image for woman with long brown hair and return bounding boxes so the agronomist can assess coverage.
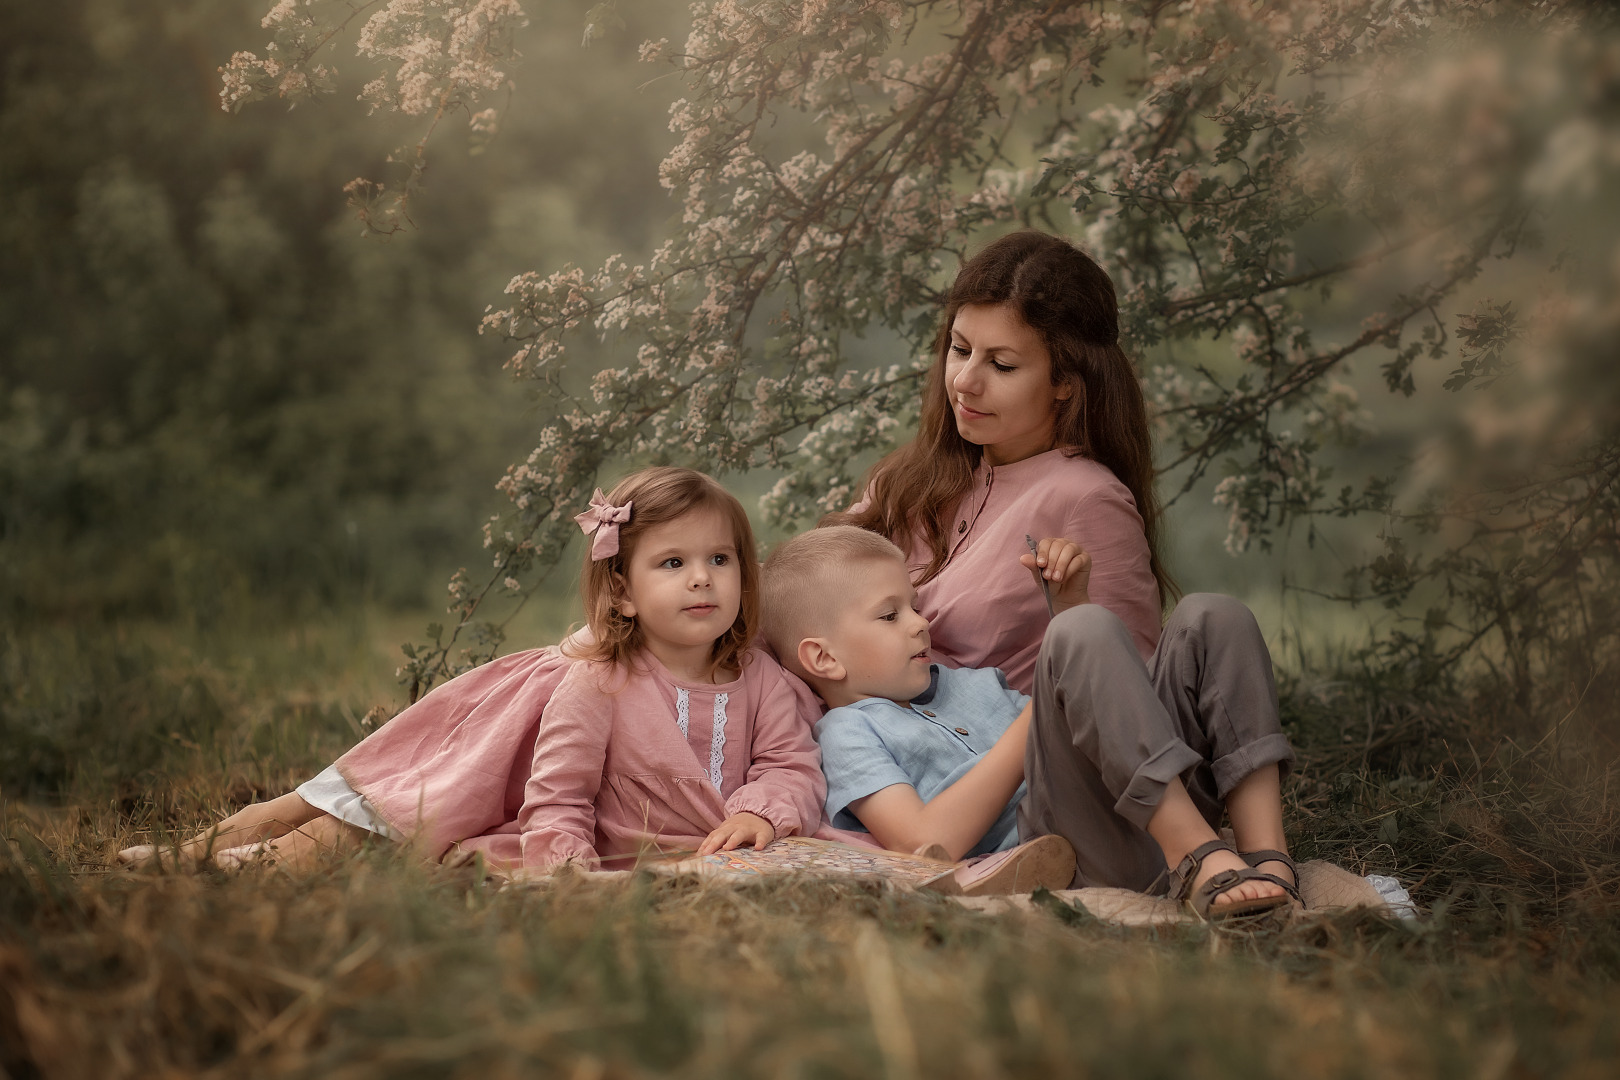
[830,230,1301,915]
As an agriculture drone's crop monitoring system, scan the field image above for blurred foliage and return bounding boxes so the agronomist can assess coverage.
[0,0,679,624]
[9,0,1619,728]
[0,610,392,801]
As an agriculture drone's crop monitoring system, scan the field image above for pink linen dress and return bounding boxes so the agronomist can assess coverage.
[519,649,825,868]
[333,647,577,865]
[333,645,829,870]
[903,449,1162,694]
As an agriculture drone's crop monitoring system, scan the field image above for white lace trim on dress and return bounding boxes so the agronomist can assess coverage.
[709,692,729,790]
[675,687,690,738]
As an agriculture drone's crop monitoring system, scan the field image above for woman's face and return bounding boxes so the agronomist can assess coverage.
[945,303,1072,466]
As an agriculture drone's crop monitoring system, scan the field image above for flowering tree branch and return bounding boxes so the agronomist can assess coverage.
[221,0,527,235]
[224,0,1620,705]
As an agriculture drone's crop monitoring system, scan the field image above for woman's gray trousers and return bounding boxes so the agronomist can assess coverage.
[1017,593,1294,892]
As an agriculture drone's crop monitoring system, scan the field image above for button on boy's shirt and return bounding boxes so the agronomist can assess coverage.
[815,664,1030,857]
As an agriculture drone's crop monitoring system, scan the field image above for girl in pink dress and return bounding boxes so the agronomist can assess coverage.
[120,468,824,873]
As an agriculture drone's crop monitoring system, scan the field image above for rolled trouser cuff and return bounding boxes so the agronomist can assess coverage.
[1113,739,1205,831]
[1209,732,1295,798]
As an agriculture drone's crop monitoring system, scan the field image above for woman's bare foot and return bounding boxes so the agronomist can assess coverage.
[1249,856,1295,885]
[1225,765,1299,908]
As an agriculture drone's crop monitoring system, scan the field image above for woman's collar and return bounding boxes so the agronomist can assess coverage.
[974,445,1075,476]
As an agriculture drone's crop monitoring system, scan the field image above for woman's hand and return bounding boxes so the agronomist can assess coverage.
[697,811,776,855]
[1020,537,1092,613]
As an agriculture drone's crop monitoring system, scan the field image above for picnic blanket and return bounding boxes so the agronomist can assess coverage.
[953,858,1395,925]
[543,837,1410,924]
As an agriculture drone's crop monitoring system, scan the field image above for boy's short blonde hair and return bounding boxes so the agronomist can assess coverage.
[761,526,907,675]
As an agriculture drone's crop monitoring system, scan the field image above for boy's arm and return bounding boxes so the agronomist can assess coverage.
[848,703,1031,860]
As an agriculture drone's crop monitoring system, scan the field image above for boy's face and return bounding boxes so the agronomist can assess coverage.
[813,556,934,706]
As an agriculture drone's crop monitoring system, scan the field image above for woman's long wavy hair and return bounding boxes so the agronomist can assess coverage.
[834,230,1177,606]
[572,467,759,678]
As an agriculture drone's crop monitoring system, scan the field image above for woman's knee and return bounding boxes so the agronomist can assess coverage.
[1040,602,1134,665]
[1169,593,1261,640]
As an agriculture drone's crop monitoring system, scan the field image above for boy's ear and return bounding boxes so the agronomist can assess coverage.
[612,571,637,619]
[797,637,845,682]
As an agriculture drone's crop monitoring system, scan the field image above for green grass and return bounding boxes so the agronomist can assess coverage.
[3,608,1619,1078]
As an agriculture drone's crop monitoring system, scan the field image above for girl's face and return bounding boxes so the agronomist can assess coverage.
[617,506,743,677]
[945,303,1072,466]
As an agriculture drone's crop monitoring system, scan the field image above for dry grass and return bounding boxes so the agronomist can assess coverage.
[1280,667,1620,932]
[4,613,1620,1078]
[6,830,1620,1079]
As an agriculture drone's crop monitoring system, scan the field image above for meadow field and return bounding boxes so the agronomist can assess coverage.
[6,1,1620,1075]
[4,600,1617,1078]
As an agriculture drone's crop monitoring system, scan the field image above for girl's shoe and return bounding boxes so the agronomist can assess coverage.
[1168,839,1292,921]
[922,834,1077,897]
[1240,848,1303,909]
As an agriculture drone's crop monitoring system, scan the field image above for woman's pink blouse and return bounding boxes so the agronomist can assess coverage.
[900,449,1161,694]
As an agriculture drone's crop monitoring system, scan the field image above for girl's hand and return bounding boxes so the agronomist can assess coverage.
[1019,537,1092,613]
[697,812,776,855]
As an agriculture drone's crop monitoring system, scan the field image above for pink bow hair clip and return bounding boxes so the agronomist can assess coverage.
[574,490,633,560]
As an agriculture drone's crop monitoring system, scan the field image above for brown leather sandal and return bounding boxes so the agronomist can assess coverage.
[1168,839,1292,921]
[1240,848,1304,908]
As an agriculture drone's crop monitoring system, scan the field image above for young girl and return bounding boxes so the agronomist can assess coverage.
[119,467,825,873]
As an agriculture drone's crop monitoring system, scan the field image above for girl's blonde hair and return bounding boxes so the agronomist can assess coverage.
[574,467,759,677]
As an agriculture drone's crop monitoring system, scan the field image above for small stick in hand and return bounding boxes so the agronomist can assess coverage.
[1025,533,1056,618]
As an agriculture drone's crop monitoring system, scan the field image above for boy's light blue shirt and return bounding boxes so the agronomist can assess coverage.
[815,664,1030,857]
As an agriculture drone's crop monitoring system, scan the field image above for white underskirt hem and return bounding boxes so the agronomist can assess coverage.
[295,764,404,841]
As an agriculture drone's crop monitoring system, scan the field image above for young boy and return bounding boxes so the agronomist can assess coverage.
[762,526,1072,895]
[763,526,1299,917]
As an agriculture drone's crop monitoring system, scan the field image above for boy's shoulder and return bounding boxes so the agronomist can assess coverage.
[816,664,1024,732]
[813,693,909,745]
[816,692,908,724]
[913,663,1027,714]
